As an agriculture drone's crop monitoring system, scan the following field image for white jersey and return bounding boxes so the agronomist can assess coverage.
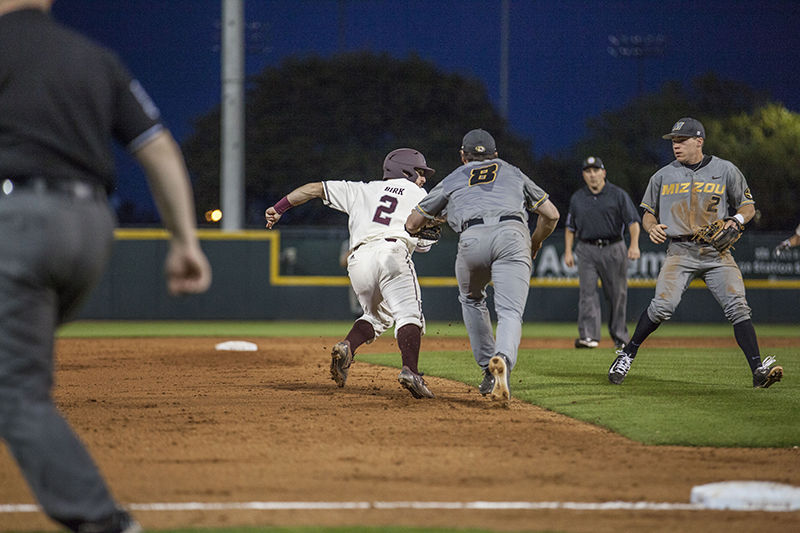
[323,177,427,252]
[322,177,429,338]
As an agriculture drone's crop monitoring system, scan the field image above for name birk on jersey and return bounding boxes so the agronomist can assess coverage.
[661,181,725,196]
[384,186,405,195]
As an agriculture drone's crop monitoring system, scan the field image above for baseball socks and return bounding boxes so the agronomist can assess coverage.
[397,324,422,374]
[344,319,375,355]
[733,319,762,373]
[622,310,662,358]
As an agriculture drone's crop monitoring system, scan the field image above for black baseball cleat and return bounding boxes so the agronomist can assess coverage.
[330,341,353,387]
[478,368,494,396]
[608,350,633,385]
[74,508,141,533]
[753,356,783,388]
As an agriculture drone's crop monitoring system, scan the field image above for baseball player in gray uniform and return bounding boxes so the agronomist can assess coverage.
[405,129,560,405]
[608,117,783,388]
[266,148,436,399]
[774,222,800,256]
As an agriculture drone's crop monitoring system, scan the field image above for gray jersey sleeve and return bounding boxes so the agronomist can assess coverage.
[416,159,548,233]
[415,179,449,219]
[723,159,755,209]
[640,172,662,217]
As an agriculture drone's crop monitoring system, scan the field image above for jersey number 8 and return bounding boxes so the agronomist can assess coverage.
[468,163,499,186]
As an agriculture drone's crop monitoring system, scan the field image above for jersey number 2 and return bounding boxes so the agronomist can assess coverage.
[373,195,398,225]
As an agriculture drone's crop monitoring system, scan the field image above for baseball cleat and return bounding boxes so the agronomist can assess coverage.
[397,366,435,399]
[478,368,495,396]
[330,341,353,387]
[575,337,599,349]
[608,350,633,385]
[488,354,510,406]
[753,355,783,388]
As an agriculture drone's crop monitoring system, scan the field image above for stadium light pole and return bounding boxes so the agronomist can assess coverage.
[499,0,510,120]
[221,0,245,231]
[607,34,665,96]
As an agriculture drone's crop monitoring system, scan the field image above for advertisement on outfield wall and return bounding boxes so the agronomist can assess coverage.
[533,239,800,280]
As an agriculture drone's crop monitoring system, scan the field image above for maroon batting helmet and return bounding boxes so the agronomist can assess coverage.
[382,148,435,181]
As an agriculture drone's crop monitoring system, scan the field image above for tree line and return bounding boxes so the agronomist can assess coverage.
[180,52,799,231]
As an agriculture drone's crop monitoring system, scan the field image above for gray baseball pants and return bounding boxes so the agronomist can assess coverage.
[0,190,119,526]
[455,220,532,371]
[647,242,751,324]
[574,240,630,345]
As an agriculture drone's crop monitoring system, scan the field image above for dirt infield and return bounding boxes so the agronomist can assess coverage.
[1,336,798,532]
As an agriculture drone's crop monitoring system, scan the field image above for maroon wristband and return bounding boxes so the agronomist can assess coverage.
[273,196,292,214]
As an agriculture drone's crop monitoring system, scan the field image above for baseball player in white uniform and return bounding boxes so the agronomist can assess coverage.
[265,148,436,398]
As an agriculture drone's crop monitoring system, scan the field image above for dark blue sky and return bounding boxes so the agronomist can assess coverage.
[51,0,800,216]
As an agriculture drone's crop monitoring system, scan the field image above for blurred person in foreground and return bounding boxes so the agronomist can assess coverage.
[0,1,211,532]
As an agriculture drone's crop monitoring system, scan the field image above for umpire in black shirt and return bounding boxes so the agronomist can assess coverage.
[564,157,640,349]
[0,2,211,532]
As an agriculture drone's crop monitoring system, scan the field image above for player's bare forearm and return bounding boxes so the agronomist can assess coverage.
[265,182,324,228]
[530,200,560,259]
[718,205,755,231]
[628,221,641,259]
[643,212,667,244]
[287,182,325,205]
[564,228,575,267]
[134,130,212,294]
[405,209,428,234]
[135,130,200,247]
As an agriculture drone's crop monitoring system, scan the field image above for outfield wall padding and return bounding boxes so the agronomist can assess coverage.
[77,228,800,323]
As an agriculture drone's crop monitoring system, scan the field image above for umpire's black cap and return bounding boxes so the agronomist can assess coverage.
[662,117,705,139]
[581,156,604,170]
[461,129,497,155]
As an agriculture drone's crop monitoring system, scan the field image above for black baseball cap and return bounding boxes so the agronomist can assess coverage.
[581,156,604,170]
[461,129,497,155]
[662,117,705,139]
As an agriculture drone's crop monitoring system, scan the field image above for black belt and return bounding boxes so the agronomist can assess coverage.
[2,175,106,201]
[463,215,523,231]
[353,237,397,251]
[580,236,622,247]
[670,235,694,243]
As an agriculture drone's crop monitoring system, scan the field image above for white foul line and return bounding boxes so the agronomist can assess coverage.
[2,500,797,513]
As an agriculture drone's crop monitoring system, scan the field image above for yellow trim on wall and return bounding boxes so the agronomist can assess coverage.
[112,229,800,289]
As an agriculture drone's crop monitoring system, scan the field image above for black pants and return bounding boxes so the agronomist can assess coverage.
[575,240,630,345]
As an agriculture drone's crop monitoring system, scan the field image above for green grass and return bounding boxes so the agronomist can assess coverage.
[58,320,799,448]
[13,525,561,533]
[157,528,528,533]
[57,320,800,338]
[363,344,800,448]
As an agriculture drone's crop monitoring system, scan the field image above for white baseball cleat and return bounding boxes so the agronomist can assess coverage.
[488,354,510,406]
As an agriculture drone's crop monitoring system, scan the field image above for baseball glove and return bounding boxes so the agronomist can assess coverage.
[692,217,744,254]
[774,239,792,257]
[407,223,442,242]
[406,215,446,242]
